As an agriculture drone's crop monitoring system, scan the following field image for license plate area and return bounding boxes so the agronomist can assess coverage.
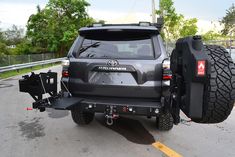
[88,72,136,85]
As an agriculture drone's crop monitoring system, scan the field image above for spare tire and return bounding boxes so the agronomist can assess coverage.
[192,45,235,123]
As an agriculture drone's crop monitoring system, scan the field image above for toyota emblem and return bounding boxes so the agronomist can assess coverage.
[107,60,119,66]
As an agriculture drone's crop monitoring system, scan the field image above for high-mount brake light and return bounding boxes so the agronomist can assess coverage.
[93,23,103,27]
[162,60,172,81]
[107,29,122,32]
[139,22,151,27]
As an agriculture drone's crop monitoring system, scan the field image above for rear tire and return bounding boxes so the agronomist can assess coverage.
[156,111,174,131]
[71,109,94,125]
[192,45,235,123]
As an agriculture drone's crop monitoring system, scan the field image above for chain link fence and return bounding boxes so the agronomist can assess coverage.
[0,53,57,67]
[205,40,235,62]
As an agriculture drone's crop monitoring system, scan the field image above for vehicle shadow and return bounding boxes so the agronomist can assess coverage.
[95,114,156,145]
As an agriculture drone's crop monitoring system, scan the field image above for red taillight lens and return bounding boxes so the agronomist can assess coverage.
[163,75,172,80]
[62,59,70,77]
[62,71,69,77]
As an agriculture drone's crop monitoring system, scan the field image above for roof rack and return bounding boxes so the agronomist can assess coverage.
[89,18,164,31]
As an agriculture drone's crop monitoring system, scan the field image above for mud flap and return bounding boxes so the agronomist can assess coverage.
[170,36,211,119]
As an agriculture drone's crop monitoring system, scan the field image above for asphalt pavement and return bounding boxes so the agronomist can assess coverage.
[0,65,234,157]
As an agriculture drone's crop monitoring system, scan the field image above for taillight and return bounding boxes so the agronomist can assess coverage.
[62,59,70,67]
[162,60,172,80]
[62,71,69,77]
[62,59,70,77]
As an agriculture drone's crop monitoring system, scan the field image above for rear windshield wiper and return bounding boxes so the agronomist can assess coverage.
[79,42,100,54]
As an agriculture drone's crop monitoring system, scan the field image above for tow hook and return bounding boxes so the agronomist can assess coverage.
[105,106,119,126]
[105,114,119,126]
[106,115,114,126]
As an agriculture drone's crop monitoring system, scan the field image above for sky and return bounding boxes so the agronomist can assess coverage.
[0,0,234,33]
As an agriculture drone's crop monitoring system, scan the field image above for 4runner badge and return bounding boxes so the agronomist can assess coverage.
[107,60,119,66]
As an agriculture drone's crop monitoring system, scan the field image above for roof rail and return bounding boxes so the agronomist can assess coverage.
[88,18,164,31]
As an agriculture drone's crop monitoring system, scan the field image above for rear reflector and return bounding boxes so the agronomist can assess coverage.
[197,60,206,76]
[163,75,172,80]
[25,107,33,111]
[62,71,69,77]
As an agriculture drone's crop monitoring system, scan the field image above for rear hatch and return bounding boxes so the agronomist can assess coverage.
[68,27,164,99]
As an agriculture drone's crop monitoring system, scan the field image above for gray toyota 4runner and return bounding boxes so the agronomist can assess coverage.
[19,23,235,131]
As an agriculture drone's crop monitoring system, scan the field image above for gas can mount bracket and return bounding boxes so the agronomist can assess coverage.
[170,36,211,120]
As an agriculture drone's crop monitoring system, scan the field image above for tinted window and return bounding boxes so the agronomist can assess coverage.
[78,38,154,59]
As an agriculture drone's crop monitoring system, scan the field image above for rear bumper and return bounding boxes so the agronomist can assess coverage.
[33,95,163,116]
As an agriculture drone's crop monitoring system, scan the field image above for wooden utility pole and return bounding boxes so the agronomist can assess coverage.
[152,0,156,23]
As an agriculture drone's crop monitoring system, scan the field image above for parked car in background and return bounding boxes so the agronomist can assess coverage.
[226,49,235,62]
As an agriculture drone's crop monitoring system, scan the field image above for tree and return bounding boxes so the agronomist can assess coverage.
[0,30,4,43]
[0,42,9,55]
[202,30,228,41]
[27,5,50,49]
[156,0,198,41]
[4,25,24,46]
[0,23,9,56]
[0,21,3,42]
[221,4,235,35]
[27,0,94,56]
[98,20,106,24]
[180,18,198,37]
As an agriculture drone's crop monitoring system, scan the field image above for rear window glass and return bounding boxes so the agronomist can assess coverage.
[78,37,154,59]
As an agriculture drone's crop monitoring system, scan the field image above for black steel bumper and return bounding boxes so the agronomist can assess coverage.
[33,95,162,116]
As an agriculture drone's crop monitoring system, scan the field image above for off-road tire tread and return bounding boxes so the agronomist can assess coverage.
[71,110,94,125]
[194,45,235,123]
[157,111,174,131]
